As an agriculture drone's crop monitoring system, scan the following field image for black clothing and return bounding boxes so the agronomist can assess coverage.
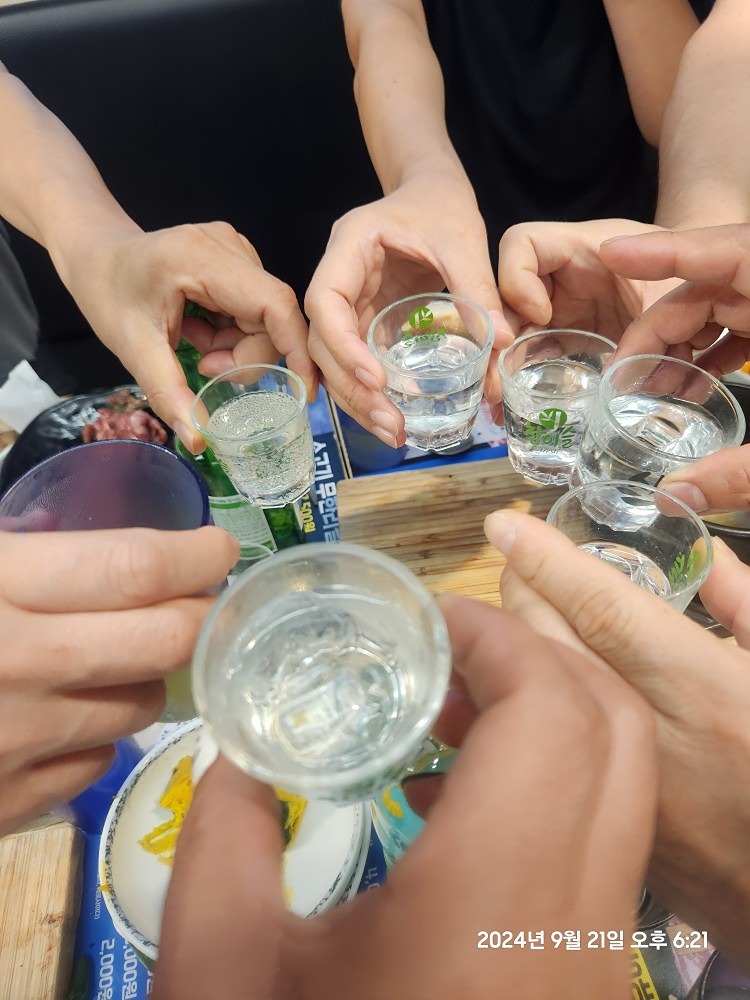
[424,0,713,254]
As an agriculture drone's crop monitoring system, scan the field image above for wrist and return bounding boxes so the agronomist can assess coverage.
[395,149,469,191]
[655,184,750,229]
[45,210,142,291]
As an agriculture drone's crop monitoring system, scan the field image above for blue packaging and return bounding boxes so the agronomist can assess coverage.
[67,821,387,999]
[298,391,350,544]
[66,830,153,1000]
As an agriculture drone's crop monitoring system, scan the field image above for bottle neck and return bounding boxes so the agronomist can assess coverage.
[175,339,208,396]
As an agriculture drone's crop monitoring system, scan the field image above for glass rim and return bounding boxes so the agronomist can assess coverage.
[191,540,452,798]
[547,478,714,596]
[367,291,494,379]
[190,363,307,443]
[0,437,210,525]
[498,328,617,387]
[598,353,746,458]
[98,717,203,960]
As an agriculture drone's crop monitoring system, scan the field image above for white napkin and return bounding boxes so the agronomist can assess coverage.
[0,360,61,432]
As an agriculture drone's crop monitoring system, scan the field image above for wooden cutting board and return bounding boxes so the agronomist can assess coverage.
[0,818,83,1000]
[337,456,566,605]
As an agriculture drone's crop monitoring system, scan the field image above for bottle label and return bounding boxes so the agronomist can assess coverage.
[208,495,278,557]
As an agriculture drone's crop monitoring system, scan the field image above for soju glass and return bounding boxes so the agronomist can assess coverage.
[571,354,745,496]
[499,329,616,485]
[191,364,315,508]
[191,542,452,805]
[547,480,713,612]
[367,292,493,452]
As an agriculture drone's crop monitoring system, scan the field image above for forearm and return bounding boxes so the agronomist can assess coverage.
[0,63,139,282]
[655,0,750,228]
[341,0,468,193]
[603,0,699,146]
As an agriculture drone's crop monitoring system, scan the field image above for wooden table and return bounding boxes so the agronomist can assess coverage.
[0,816,83,1000]
[337,455,566,605]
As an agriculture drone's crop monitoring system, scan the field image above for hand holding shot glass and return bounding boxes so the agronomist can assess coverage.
[499,329,616,485]
[191,363,315,507]
[192,542,452,805]
[367,292,493,452]
[547,480,713,612]
[571,354,745,490]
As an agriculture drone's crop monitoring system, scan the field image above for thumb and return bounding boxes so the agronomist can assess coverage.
[483,508,718,710]
[660,444,750,514]
[699,537,750,649]
[153,754,286,1000]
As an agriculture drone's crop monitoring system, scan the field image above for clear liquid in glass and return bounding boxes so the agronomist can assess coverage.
[207,392,313,505]
[503,359,602,484]
[575,393,725,486]
[577,541,671,598]
[223,592,413,774]
[384,334,485,451]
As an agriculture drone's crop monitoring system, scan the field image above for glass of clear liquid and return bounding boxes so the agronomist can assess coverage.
[191,542,452,804]
[367,292,493,452]
[191,364,314,507]
[546,480,713,612]
[499,329,617,485]
[570,354,746,501]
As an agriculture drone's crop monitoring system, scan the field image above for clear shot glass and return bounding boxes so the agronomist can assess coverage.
[571,354,745,491]
[192,541,452,804]
[499,328,616,485]
[368,292,493,452]
[191,364,314,507]
[547,479,713,612]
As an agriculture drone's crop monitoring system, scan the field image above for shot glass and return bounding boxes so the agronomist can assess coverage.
[499,328,617,485]
[367,292,493,452]
[192,541,452,805]
[191,364,314,507]
[0,439,211,721]
[571,354,746,492]
[546,480,713,612]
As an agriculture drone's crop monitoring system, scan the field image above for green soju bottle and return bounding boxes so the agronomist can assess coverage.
[174,339,304,569]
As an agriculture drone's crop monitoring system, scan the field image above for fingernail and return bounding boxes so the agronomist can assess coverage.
[355,366,381,390]
[484,511,517,554]
[600,236,631,248]
[488,309,512,337]
[370,409,399,435]
[661,482,709,514]
[522,300,551,327]
[370,424,399,448]
[712,536,737,560]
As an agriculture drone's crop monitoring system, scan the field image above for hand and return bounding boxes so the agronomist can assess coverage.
[600,224,750,373]
[0,524,237,833]
[488,508,750,971]
[658,444,750,515]
[56,221,316,453]
[153,597,655,1000]
[305,173,514,447]
[497,219,682,342]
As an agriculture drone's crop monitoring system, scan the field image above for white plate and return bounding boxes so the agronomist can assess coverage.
[100,720,369,963]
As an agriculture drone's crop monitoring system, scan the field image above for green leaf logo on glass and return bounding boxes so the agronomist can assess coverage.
[523,408,577,450]
[405,304,446,343]
[668,549,703,590]
[408,305,434,330]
